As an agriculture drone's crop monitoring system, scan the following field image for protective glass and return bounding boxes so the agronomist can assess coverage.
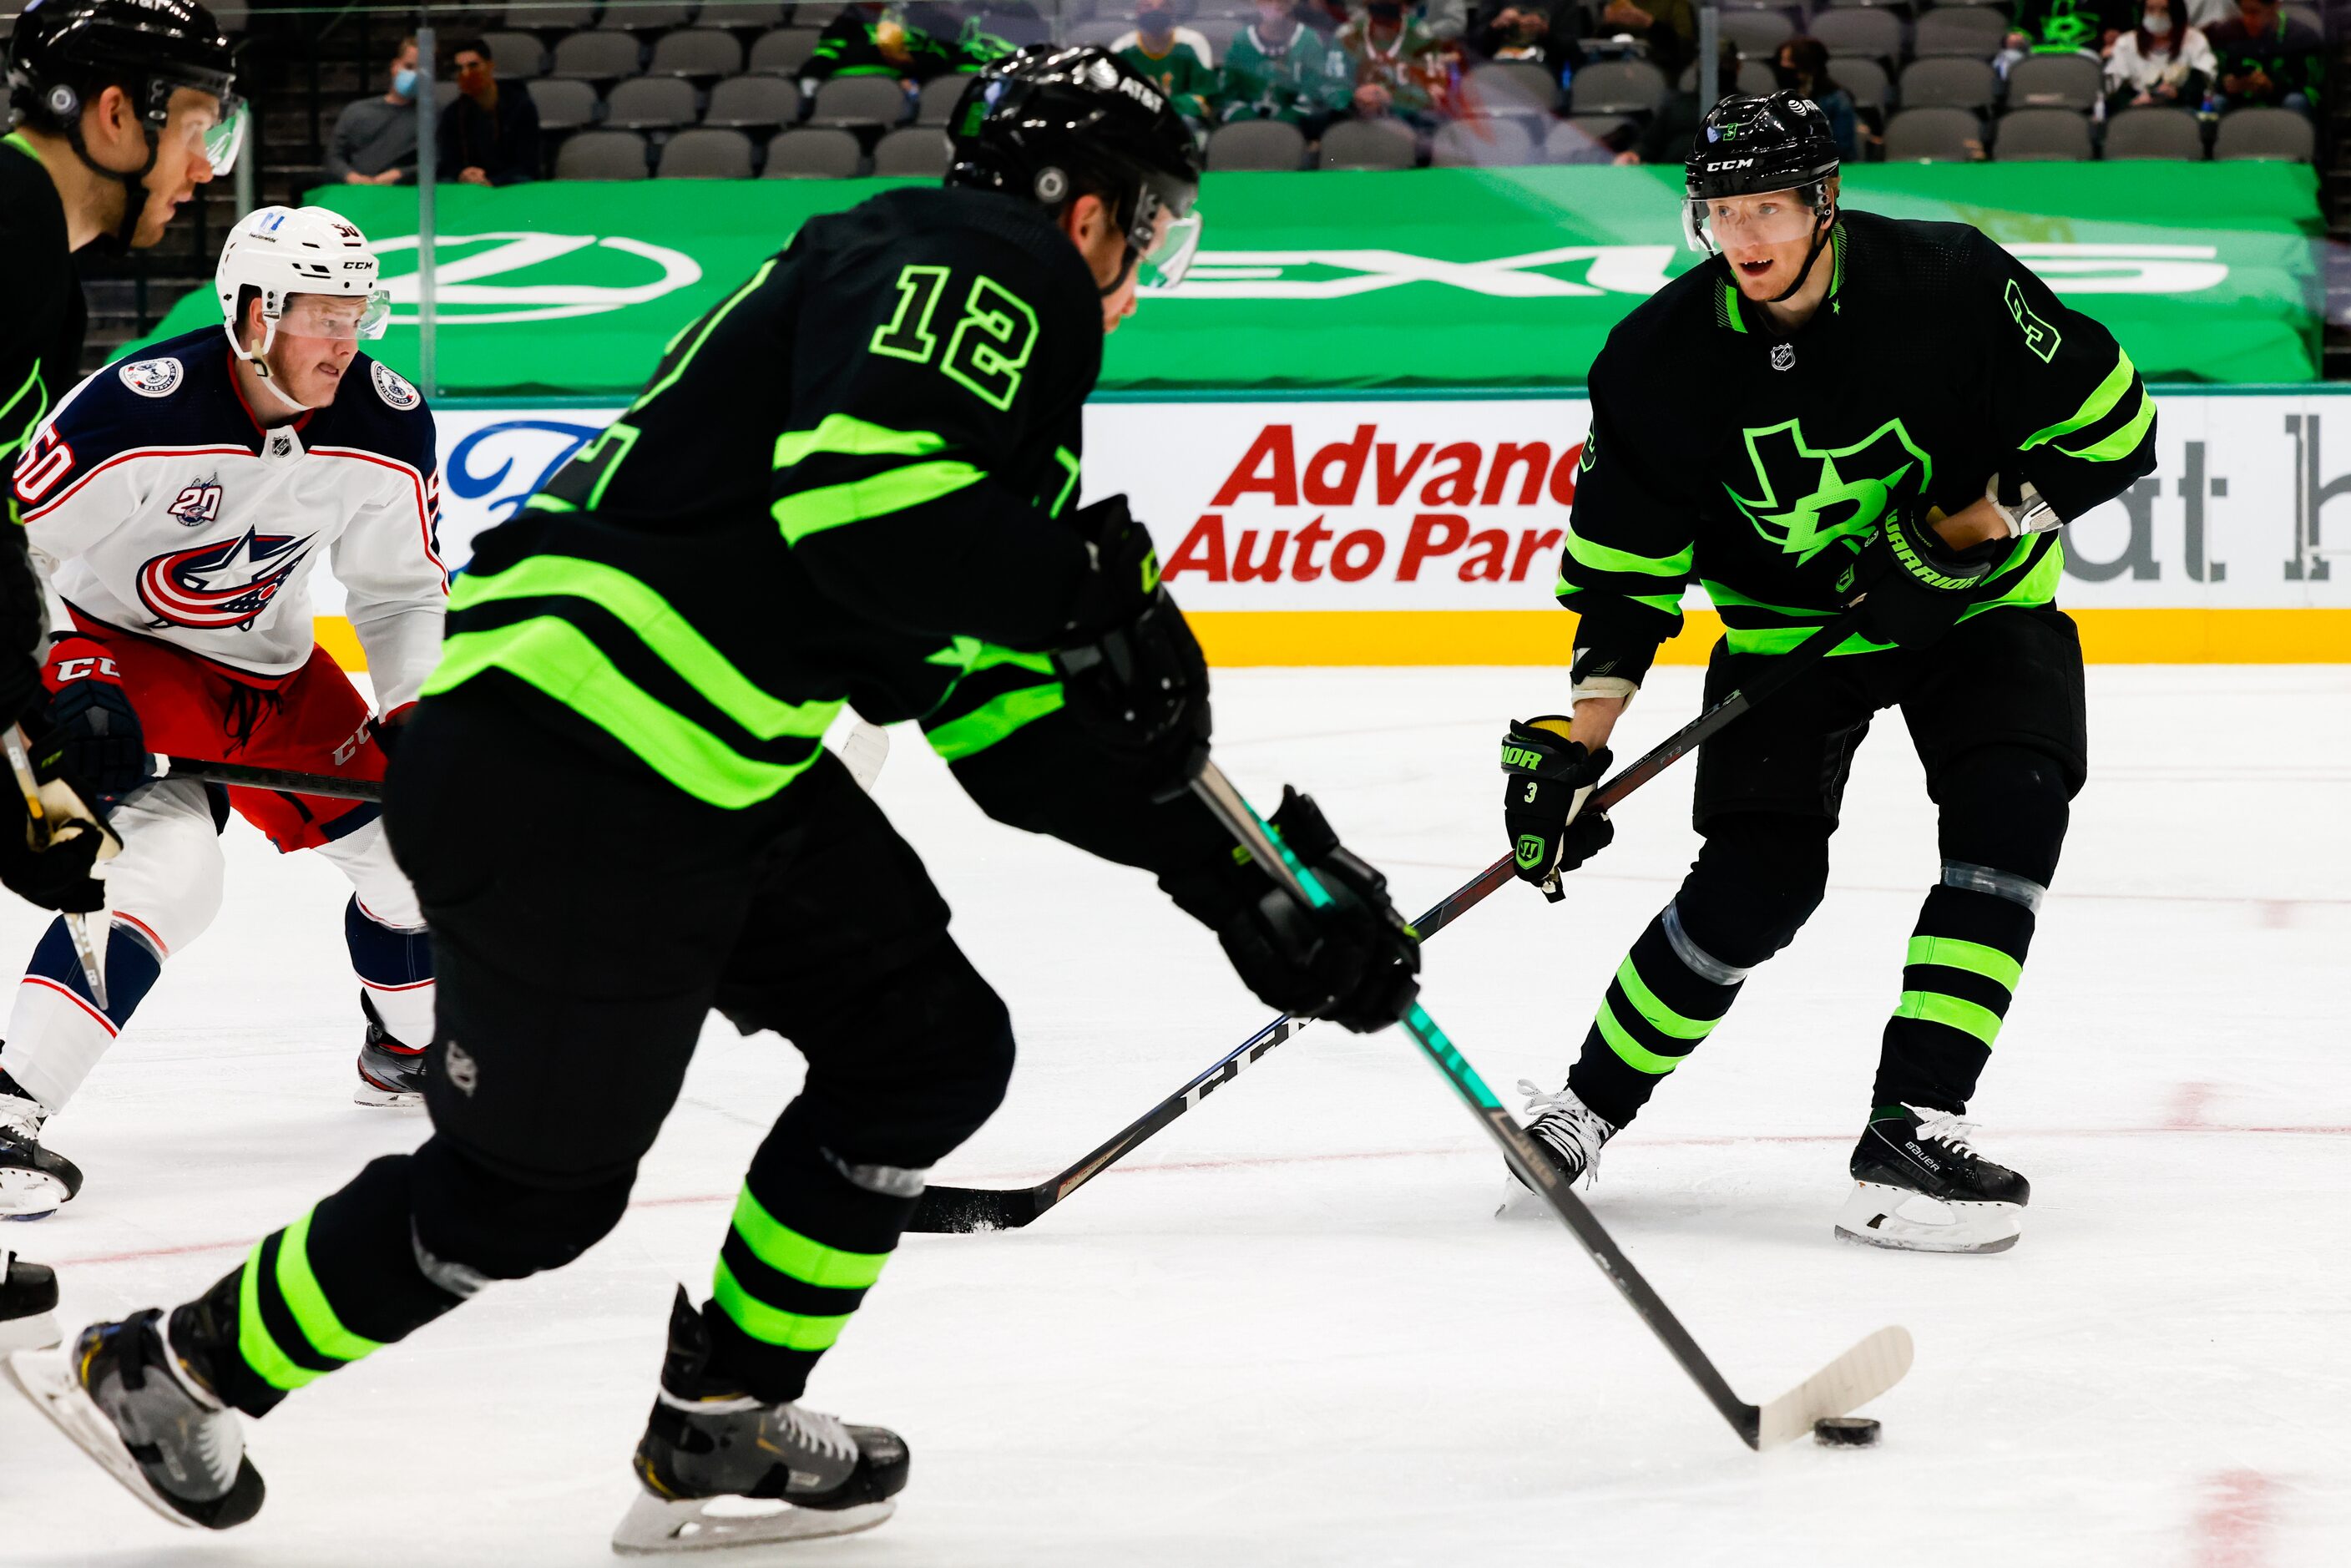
[202,100,248,176]
[1140,210,1203,291]
[278,291,392,341]
[1691,191,1818,249]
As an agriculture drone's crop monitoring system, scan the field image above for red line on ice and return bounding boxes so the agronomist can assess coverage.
[2192,1469,2278,1568]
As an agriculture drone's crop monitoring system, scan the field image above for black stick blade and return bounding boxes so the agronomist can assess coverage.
[906,1183,1045,1234]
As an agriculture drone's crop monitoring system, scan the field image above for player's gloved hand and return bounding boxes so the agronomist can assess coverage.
[0,799,105,913]
[1214,787,1420,1034]
[1053,494,1211,798]
[1501,716,1614,902]
[33,637,147,801]
[371,702,417,760]
[1850,508,2006,650]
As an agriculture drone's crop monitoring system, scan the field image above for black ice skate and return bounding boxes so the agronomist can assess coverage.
[0,1247,60,1353]
[1835,1104,2031,1255]
[612,1287,908,1555]
[1501,1080,1618,1211]
[3,1305,263,1530]
[0,1079,83,1220]
[352,993,427,1108]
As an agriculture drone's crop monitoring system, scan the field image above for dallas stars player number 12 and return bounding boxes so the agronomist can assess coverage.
[1501,93,2155,1254]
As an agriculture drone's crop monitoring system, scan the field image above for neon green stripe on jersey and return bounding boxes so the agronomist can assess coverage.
[928,682,1065,761]
[771,460,987,545]
[1895,989,2004,1048]
[2053,388,2154,463]
[2020,349,2138,452]
[772,414,947,471]
[1907,936,2023,992]
[1562,524,1693,580]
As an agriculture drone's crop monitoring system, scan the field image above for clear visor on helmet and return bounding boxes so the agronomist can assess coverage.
[1687,188,1821,252]
[204,100,250,176]
[277,291,392,341]
[1140,208,1203,291]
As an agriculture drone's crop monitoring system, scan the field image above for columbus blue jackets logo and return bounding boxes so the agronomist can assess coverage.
[136,529,314,631]
[165,474,223,527]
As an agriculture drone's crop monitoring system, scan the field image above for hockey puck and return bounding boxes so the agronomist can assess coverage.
[1813,1416,1881,1448]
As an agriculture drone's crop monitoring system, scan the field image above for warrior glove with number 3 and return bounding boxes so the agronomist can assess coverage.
[1216,787,1420,1034]
[1053,494,1211,797]
[1851,508,2007,650]
[1502,717,1613,902]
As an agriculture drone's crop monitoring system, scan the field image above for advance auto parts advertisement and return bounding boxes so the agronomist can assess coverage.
[316,392,2351,669]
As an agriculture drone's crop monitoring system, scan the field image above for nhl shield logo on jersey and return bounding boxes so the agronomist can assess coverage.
[136,529,315,632]
[166,474,224,527]
[117,357,183,398]
[371,360,421,411]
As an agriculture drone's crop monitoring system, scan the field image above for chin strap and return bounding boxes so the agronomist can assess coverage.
[1097,245,1139,299]
[63,117,160,252]
[232,321,316,415]
[1766,201,1838,306]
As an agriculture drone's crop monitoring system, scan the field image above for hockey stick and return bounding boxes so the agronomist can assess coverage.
[908,604,1873,1233]
[1189,760,1912,1450]
[146,719,897,807]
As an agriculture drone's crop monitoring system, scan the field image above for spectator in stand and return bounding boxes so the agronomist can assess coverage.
[1472,1,1582,78]
[2105,0,2217,114]
[1113,0,1220,134]
[327,35,420,186]
[1338,0,1451,128]
[808,3,986,89]
[2203,0,2323,113]
[438,37,539,186]
[1220,0,1353,130]
[1999,0,2129,78]
[1594,0,1694,77]
[1610,37,1732,164]
[1772,38,1858,159]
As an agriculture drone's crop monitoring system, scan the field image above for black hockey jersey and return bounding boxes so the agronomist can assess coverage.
[0,133,85,497]
[427,185,1103,811]
[1559,211,2159,678]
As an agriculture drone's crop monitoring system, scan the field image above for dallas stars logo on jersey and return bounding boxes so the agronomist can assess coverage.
[1724,417,1931,564]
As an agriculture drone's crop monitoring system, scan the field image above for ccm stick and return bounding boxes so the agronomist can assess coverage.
[1190,759,1911,1449]
[909,604,1872,1234]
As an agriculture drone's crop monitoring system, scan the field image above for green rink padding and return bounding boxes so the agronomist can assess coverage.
[124,163,2321,393]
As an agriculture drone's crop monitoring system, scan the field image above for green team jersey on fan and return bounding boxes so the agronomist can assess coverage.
[1216,23,1351,124]
[1559,210,2157,675]
[422,185,1101,809]
[1112,30,1220,126]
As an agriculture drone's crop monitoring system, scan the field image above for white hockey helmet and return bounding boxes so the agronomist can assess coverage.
[215,205,390,364]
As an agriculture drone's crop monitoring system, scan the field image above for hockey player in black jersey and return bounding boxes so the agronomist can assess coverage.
[0,0,236,1353]
[5,47,1419,1550]
[1500,94,2155,1254]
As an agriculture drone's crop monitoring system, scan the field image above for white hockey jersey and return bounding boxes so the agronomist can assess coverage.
[8,327,447,711]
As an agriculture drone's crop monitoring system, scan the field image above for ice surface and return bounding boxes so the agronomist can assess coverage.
[1,665,2346,1566]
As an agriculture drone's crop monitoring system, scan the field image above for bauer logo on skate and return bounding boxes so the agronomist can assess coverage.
[136,529,315,632]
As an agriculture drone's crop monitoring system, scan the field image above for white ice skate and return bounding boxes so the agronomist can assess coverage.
[0,1089,81,1221]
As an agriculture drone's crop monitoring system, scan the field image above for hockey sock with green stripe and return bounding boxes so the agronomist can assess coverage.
[1871,867,2041,1113]
[700,1116,925,1405]
[1566,903,1750,1127]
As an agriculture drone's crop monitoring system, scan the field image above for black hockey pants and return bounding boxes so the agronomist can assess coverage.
[191,685,1014,1417]
[1565,607,2085,1129]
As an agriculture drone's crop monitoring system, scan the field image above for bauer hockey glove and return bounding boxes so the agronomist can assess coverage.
[35,636,147,802]
[1054,494,1211,797]
[1850,507,2007,650]
[1501,717,1614,901]
[1215,787,1420,1034]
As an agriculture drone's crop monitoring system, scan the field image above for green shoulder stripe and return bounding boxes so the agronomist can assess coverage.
[1561,524,1693,580]
[2020,349,2141,453]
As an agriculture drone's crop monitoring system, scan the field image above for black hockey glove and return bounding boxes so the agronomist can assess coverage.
[0,798,105,913]
[1850,508,2006,651]
[1215,787,1420,1034]
[1053,494,1211,798]
[33,677,147,802]
[1501,717,1614,902]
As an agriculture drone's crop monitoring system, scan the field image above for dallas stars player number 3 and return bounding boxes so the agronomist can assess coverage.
[1502,92,2153,1255]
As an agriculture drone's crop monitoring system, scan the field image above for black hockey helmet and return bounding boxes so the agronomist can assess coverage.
[1682,92,1841,301]
[946,44,1204,292]
[7,0,243,246]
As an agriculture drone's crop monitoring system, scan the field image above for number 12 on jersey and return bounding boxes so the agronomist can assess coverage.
[869,264,1039,413]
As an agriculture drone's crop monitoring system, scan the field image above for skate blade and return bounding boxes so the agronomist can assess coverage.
[0,1310,61,1353]
[1834,1182,2022,1255]
[0,1168,68,1221]
[4,1344,200,1530]
[351,1084,422,1110]
[610,1492,895,1555]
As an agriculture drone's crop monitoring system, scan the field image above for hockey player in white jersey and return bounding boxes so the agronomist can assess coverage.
[0,205,447,1219]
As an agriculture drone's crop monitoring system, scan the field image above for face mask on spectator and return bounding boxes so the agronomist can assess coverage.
[2143,8,2172,32]
[1137,5,1171,28]
[1368,0,1403,19]
[392,66,418,98]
